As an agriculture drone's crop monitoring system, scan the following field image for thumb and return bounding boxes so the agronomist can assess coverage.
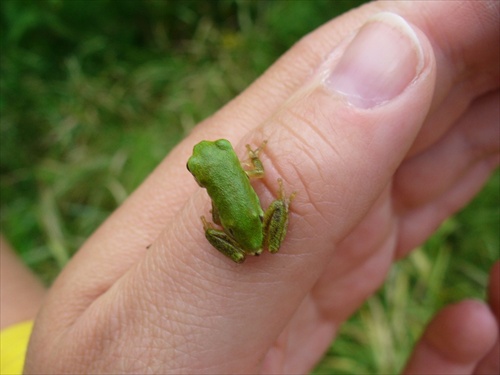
[255,11,435,254]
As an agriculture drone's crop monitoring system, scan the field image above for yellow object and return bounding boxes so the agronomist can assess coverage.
[0,320,34,375]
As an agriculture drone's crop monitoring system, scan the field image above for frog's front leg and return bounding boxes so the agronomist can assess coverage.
[210,201,221,225]
[244,141,267,178]
[201,216,246,263]
[263,179,296,253]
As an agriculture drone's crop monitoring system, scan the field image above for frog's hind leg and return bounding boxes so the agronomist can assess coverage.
[201,216,246,263]
[263,179,295,253]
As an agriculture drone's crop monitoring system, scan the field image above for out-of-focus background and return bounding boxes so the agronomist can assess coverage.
[1,0,498,373]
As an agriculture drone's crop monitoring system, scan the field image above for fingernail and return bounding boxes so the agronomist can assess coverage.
[326,12,424,108]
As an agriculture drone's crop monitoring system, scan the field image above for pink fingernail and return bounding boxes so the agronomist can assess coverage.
[326,12,424,109]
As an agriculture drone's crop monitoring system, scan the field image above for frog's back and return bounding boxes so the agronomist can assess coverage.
[188,139,264,251]
[197,140,262,219]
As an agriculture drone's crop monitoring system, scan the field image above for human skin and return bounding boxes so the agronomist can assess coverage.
[0,236,45,329]
[24,1,499,374]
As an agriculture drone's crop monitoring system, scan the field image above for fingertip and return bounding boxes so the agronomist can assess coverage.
[427,300,497,362]
[488,261,500,319]
[404,300,498,374]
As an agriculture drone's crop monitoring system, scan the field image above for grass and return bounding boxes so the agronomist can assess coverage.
[1,1,498,373]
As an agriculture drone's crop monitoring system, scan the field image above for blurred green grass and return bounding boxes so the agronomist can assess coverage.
[1,1,498,373]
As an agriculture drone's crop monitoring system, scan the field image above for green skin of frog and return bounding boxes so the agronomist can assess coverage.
[187,139,294,263]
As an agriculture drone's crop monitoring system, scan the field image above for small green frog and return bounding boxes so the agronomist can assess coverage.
[187,139,294,263]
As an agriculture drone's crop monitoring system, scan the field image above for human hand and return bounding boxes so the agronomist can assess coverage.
[25,1,499,373]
